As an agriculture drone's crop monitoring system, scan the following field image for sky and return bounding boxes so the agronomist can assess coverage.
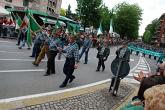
[61,0,165,36]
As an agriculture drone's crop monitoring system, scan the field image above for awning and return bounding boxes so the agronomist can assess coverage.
[39,16,66,26]
[0,6,10,16]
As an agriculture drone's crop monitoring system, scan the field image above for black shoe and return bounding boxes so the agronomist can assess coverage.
[44,73,50,76]
[29,56,35,57]
[102,67,105,71]
[69,76,75,83]
[18,47,22,49]
[27,47,31,50]
[16,44,19,46]
[84,62,87,64]
[96,70,100,72]
[51,72,56,74]
[59,84,67,88]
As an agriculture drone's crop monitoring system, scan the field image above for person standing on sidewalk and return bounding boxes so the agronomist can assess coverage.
[79,34,92,64]
[58,35,79,88]
[96,38,110,72]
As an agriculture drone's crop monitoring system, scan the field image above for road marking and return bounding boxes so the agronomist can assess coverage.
[0,45,19,48]
[130,59,134,62]
[136,67,148,70]
[0,69,45,73]
[0,51,24,54]
[0,59,64,62]
[138,65,148,68]
[0,41,15,43]
[134,70,148,73]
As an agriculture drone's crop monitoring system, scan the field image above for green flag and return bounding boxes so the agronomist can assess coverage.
[27,14,31,46]
[52,20,61,35]
[16,14,22,27]
[97,22,103,36]
[109,19,113,34]
[29,14,42,32]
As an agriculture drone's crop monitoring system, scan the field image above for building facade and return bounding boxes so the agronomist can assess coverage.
[0,0,62,17]
[153,13,165,47]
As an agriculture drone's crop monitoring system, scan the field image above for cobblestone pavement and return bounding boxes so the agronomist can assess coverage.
[13,84,133,110]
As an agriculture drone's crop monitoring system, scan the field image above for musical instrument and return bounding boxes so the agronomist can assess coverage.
[111,58,130,78]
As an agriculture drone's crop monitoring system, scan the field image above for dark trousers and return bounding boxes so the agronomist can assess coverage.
[79,48,89,63]
[109,77,121,92]
[17,32,24,45]
[35,46,41,60]
[62,58,75,86]
[46,50,57,74]
[97,58,105,71]
[0,25,2,37]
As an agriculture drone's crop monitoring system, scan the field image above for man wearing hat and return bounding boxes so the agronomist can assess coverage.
[96,37,110,72]
[110,41,131,95]
[79,34,93,64]
[44,27,61,76]
[58,34,79,88]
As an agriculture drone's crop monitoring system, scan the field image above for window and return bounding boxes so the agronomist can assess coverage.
[5,0,12,2]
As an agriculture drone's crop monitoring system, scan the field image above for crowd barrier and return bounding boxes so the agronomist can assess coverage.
[128,45,164,59]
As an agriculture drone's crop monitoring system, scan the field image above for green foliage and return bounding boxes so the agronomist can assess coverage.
[143,30,151,43]
[111,2,142,39]
[99,4,111,32]
[143,18,158,44]
[60,8,66,16]
[76,0,102,28]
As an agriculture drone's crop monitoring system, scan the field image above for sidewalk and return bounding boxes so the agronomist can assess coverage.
[0,81,136,110]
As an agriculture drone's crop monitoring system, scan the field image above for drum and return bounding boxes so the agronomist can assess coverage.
[111,58,130,78]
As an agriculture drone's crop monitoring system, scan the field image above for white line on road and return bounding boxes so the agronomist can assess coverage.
[136,67,148,70]
[137,65,148,68]
[0,59,65,62]
[0,51,24,54]
[134,70,148,73]
[0,40,15,43]
[0,69,45,73]
[130,59,134,62]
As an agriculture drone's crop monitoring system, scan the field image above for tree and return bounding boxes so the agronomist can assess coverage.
[143,18,158,44]
[113,2,142,40]
[99,4,111,32]
[143,30,151,43]
[60,8,66,16]
[76,0,102,30]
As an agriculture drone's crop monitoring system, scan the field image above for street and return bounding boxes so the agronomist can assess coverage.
[0,38,157,99]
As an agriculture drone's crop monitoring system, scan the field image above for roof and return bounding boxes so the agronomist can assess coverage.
[7,8,78,24]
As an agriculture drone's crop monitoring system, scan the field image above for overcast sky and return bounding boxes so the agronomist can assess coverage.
[62,0,165,36]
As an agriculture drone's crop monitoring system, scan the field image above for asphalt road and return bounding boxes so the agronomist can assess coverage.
[0,38,145,99]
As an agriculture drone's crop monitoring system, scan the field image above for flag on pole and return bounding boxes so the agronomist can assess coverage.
[27,14,31,46]
[29,14,42,32]
[109,19,113,36]
[97,22,103,36]
[16,14,22,26]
